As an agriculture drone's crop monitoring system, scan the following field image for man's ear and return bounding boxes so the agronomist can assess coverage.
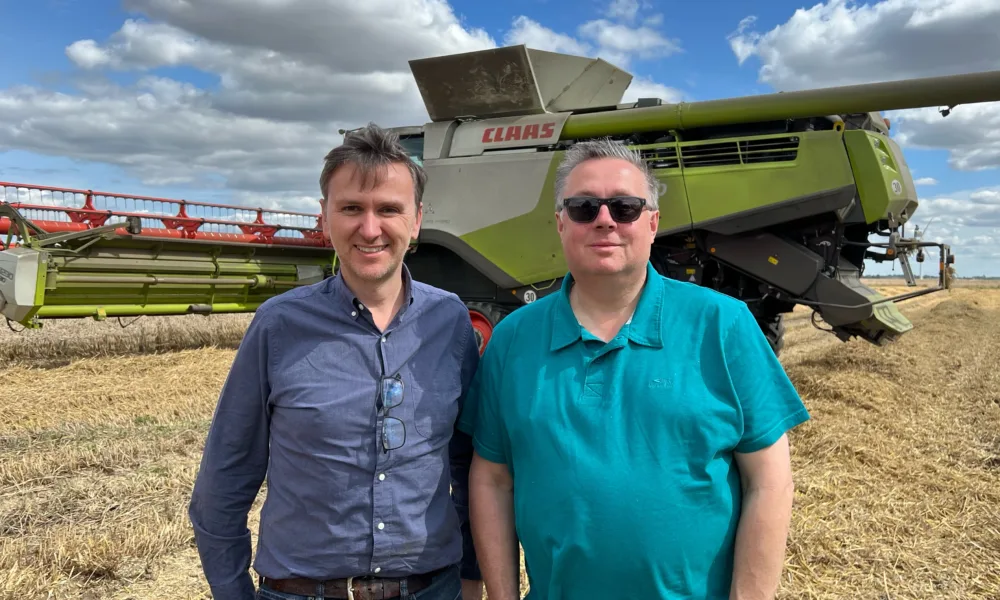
[320,199,330,239]
[411,201,423,242]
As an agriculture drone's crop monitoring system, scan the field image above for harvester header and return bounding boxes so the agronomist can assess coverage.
[0,43,991,354]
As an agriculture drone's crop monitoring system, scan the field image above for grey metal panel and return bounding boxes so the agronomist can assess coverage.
[408,44,632,121]
[704,232,824,296]
[414,230,523,289]
[0,246,42,321]
[422,121,458,160]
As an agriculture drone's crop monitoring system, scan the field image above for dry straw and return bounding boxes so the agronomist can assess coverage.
[0,282,997,599]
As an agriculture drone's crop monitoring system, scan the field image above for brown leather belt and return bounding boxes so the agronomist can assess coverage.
[260,566,445,600]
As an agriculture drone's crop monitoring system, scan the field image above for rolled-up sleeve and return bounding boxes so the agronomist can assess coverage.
[188,308,274,600]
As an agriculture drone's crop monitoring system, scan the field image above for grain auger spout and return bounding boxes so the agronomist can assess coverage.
[3,44,1000,355]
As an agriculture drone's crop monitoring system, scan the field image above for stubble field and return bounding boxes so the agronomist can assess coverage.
[1,279,999,599]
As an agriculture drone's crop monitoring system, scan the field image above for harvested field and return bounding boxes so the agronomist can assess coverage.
[1,280,999,599]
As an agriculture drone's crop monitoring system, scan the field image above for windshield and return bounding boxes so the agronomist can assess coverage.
[399,135,424,165]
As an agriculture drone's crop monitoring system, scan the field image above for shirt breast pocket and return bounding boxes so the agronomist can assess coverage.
[409,376,461,441]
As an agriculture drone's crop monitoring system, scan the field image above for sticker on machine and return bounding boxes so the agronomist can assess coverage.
[891,179,902,195]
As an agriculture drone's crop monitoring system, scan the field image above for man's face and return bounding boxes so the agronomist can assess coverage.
[323,161,422,285]
[555,157,659,278]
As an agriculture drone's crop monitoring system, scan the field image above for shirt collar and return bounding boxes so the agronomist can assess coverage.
[329,262,416,319]
[549,261,665,351]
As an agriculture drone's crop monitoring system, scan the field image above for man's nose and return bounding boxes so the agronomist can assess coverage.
[593,204,616,227]
[359,210,381,238]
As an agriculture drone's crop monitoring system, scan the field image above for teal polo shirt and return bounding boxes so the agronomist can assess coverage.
[457,261,810,599]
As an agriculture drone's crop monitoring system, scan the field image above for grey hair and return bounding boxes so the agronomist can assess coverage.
[319,122,427,211]
[553,138,661,211]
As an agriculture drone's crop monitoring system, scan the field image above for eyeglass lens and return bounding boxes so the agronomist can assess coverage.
[381,376,405,451]
[563,196,646,223]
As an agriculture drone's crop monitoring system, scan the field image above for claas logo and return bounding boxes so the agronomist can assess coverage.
[482,123,556,143]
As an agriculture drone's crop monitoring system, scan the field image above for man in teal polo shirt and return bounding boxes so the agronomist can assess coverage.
[459,138,810,600]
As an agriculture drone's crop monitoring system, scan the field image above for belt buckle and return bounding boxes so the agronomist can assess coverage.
[346,576,355,600]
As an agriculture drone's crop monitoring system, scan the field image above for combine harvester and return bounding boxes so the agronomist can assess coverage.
[1,45,994,354]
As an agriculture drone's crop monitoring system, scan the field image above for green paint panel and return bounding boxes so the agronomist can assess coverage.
[36,302,265,319]
[458,131,861,285]
[458,149,692,285]
[631,142,692,233]
[459,154,567,285]
[844,130,913,224]
[10,240,338,324]
[683,131,855,225]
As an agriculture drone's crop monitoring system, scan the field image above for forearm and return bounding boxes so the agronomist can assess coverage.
[730,482,795,600]
[450,430,482,586]
[470,475,520,600]
[189,422,268,599]
[189,364,270,596]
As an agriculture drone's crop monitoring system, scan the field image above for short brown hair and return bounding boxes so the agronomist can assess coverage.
[319,122,426,211]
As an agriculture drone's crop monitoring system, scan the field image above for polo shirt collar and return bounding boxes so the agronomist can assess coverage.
[549,261,664,351]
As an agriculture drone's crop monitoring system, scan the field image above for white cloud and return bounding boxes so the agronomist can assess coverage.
[727,16,759,65]
[504,4,681,71]
[0,0,683,207]
[914,177,938,185]
[606,0,640,22]
[505,16,590,56]
[727,0,1000,173]
[863,186,1000,275]
[622,77,684,104]
[728,0,1000,91]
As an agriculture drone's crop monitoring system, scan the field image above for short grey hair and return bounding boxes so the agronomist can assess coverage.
[319,122,427,211]
[553,138,661,211]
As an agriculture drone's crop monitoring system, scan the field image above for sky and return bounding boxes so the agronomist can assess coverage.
[1,0,999,276]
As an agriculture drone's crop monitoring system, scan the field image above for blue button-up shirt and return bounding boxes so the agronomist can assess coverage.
[188,266,480,600]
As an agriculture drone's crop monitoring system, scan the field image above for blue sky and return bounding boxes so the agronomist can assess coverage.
[1,0,999,276]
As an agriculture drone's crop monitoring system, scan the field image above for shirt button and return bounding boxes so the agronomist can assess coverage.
[378,522,385,530]
[381,336,386,343]
[378,473,385,481]
[374,567,381,573]
[358,303,365,310]
[351,311,357,317]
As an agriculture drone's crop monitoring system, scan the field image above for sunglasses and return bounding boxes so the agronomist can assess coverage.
[562,195,647,223]
[378,375,405,452]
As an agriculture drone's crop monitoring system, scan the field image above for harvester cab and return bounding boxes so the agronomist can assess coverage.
[0,44,991,355]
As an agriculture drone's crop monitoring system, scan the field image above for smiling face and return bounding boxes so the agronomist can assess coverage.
[556,157,659,279]
[322,160,422,286]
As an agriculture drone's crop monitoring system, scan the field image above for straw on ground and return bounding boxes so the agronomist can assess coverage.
[1,280,998,599]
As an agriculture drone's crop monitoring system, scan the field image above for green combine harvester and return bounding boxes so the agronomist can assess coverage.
[1,45,994,354]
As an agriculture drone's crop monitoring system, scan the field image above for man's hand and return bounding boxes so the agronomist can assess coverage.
[729,433,796,600]
[470,452,521,600]
[461,578,484,600]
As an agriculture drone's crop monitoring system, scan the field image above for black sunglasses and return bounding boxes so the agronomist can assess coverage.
[562,195,647,223]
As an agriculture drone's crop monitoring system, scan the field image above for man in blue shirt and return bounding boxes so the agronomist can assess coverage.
[189,123,483,600]
[462,139,810,599]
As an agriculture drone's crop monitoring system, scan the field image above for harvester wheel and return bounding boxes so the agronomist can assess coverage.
[467,302,505,355]
[756,313,786,357]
